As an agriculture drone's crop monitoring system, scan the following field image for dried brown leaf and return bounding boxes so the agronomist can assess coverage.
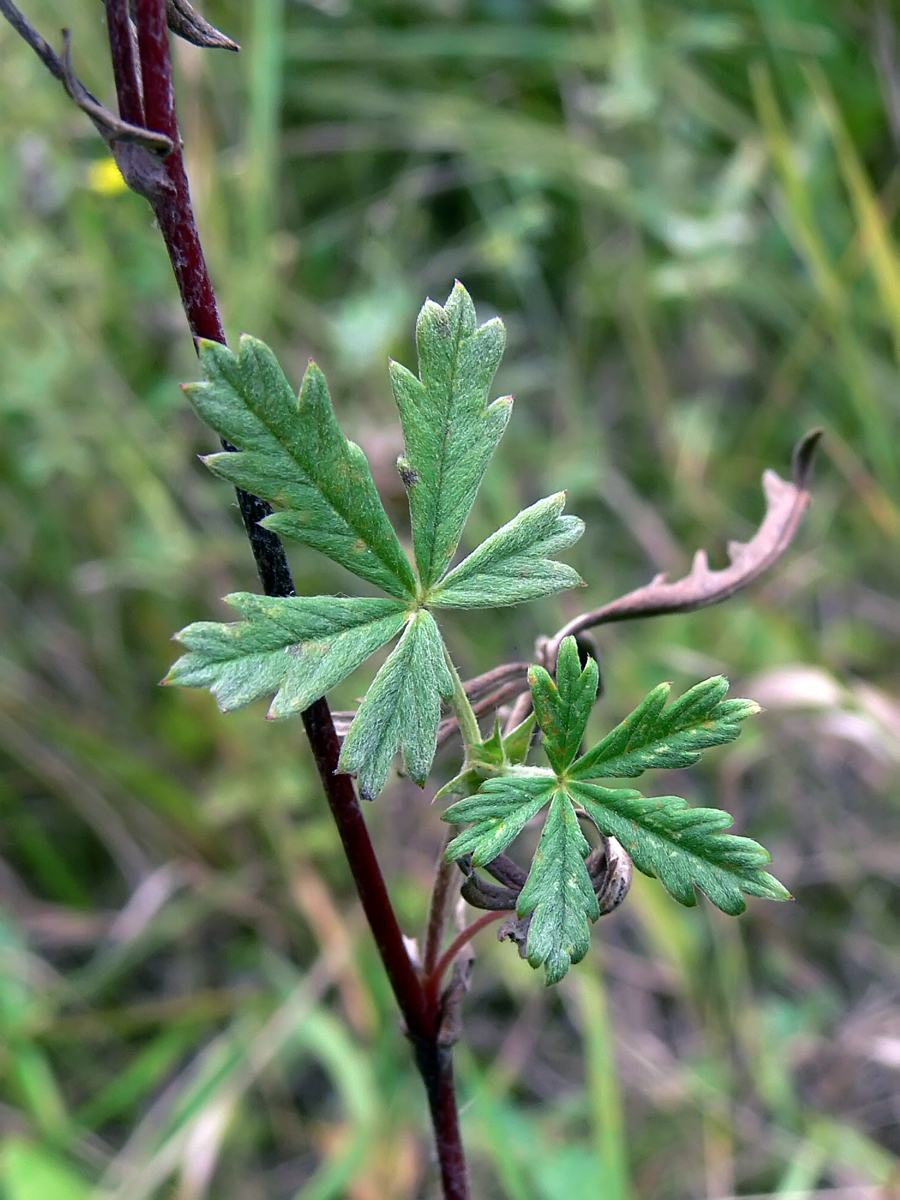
[164,0,239,51]
[545,430,822,665]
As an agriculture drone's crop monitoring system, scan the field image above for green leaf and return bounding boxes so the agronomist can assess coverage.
[443,772,554,863]
[570,676,760,780]
[502,712,538,767]
[429,493,584,608]
[435,713,536,801]
[444,667,784,985]
[339,610,453,798]
[186,337,416,599]
[391,283,512,588]
[528,635,598,773]
[0,1138,91,1200]
[517,790,600,985]
[570,781,791,915]
[165,594,408,718]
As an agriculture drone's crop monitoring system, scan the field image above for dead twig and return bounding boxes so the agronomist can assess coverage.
[0,2,173,153]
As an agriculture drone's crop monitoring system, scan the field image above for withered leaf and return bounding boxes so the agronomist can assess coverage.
[546,430,822,662]
[163,0,239,51]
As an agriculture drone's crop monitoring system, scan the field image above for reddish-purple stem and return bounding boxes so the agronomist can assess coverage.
[425,911,505,1009]
[133,0,223,343]
[97,3,470,1194]
[413,1041,469,1200]
[104,0,143,126]
[300,700,432,1035]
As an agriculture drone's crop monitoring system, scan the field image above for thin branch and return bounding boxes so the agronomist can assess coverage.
[463,661,531,702]
[0,0,63,76]
[301,700,433,1037]
[422,830,460,978]
[0,0,172,155]
[105,0,144,127]
[412,1041,469,1200]
[436,678,527,749]
[444,651,483,754]
[488,435,821,728]
[425,911,506,1007]
[109,6,466,1192]
[61,29,171,150]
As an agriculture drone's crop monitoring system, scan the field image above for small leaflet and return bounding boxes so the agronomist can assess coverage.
[339,611,453,799]
[164,594,409,718]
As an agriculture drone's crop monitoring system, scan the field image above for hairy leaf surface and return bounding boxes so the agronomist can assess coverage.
[391,283,512,588]
[435,713,536,801]
[517,791,600,985]
[187,337,416,599]
[443,773,554,864]
[571,781,791,914]
[339,611,453,798]
[571,676,759,780]
[165,594,409,718]
[444,638,785,981]
[527,635,598,772]
[430,492,584,608]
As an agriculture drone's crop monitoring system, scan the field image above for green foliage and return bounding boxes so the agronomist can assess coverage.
[168,285,582,795]
[517,792,599,985]
[163,594,408,718]
[187,338,417,600]
[4,0,894,1190]
[435,713,536,801]
[570,676,760,780]
[0,1138,91,1200]
[430,492,584,608]
[338,610,453,799]
[528,637,598,773]
[569,782,789,916]
[445,636,787,983]
[442,774,554,865]
[392,281,512,588]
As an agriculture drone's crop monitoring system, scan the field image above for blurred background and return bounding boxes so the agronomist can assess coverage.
[1,0,899,1196]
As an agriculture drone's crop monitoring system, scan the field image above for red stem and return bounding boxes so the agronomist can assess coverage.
[300,699,432,1036]
[425,911,505,1009]
[413,1040,469,1200]
[104,0,143,126]
[98,4,470,1194]
[133,0,223,343]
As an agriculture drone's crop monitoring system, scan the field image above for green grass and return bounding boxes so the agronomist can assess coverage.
[1,0,899,1195]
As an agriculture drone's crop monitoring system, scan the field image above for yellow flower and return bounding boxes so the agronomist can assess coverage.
[87,157,127,195]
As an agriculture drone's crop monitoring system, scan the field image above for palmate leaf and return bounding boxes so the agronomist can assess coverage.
[443,774,599,983]
[570,782,791,915]
[169,296,584,799]
[164,595,409,718]
[391,283,513,588]
[339,611,453,799]
[570,675,759,780]
[186,337,416,600]
[517,791,600,985]
[429,493,584,609]
[444,636,787,983]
